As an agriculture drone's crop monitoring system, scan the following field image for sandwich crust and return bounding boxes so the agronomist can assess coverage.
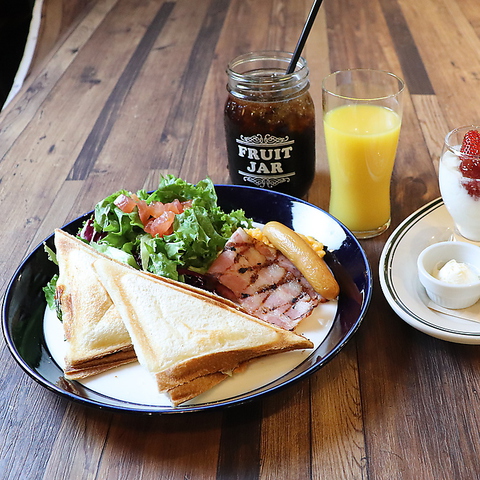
[166,371,230,406]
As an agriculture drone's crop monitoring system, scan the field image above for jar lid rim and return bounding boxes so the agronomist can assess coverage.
[227,50,308,81]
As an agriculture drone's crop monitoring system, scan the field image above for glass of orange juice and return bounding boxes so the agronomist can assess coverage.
[322,69,405,239]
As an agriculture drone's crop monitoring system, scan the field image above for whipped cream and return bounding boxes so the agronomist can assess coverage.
[434,259,479,284]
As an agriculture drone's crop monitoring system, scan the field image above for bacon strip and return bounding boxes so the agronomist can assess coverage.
[207,228,322,330]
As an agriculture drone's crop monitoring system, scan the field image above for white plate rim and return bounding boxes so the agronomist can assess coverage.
[379,197,480,344]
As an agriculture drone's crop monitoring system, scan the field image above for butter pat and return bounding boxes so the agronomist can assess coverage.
[418,241,480,309]
[434,259,479,284]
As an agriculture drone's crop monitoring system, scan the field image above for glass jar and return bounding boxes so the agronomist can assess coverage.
[224,51,316,198]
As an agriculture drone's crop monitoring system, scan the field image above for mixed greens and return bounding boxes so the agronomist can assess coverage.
[44,175,252,308]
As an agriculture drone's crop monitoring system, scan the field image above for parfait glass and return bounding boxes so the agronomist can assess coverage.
[439,126,480,242]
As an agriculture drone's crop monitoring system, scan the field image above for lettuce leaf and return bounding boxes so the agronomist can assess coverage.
[89,175,251,280]
[44,175,252,315]
[42,274,58,313]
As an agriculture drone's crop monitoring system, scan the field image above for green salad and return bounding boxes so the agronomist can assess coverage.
[44,175,252,308]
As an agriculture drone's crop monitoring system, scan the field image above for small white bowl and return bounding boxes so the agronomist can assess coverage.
[417,241,480,309]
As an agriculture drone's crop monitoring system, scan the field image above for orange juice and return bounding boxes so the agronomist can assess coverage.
[323,104,401,232]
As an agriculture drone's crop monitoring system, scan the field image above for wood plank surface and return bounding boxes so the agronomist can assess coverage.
[29,0,96,77]
[1,0,480,479]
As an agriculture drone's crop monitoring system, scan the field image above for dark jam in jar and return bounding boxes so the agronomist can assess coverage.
[224,51,315,198]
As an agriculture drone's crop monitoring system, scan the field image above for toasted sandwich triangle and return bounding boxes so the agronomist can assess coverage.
[92,256,313,404]
[54,229,136,379]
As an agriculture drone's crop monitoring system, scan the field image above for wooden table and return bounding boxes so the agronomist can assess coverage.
[1,0,480,478]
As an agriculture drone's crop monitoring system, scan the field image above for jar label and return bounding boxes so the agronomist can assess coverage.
[235,134,296,189]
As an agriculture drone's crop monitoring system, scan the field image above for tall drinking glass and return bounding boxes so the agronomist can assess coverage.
[322,69,405,239]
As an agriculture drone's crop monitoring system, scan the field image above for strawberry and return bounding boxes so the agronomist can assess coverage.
[459,130,480,180]
[460,129,480,156]
[461,178,480,200]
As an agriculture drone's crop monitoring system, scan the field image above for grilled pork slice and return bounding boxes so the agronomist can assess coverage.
[54,229,135,379]
[207,228,322,330]
[92,256,313,406]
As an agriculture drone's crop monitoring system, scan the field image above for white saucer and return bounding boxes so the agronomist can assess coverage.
[379,197,480,344]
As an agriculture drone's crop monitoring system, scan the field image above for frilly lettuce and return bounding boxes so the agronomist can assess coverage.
[90,175,251,280]
[45,175,251,310]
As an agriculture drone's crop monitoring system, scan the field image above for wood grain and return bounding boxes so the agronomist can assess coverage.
[217,402,262,479]
[260,382,312,479]
[379,0,434,95]
[311,342,366,479]
[30,0,96,76]
[2,0,480,479]
[68,1,176,180]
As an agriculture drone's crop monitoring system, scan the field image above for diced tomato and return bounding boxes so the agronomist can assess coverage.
[114,194,137,213]
[167,199,183,214]
[114,193,193,237]
[135,198,151,226]
[148,202,167,218]
[144,210,176,237]
[182,200,193,210]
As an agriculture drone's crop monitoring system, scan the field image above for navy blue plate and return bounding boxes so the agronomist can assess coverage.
[2,185,372,414]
